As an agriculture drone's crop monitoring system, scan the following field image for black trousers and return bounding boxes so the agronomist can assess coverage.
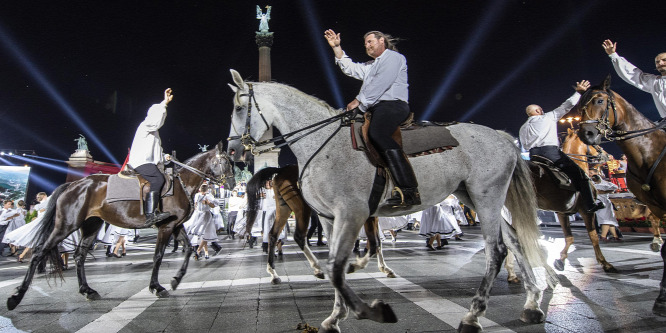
[0,224,8,255]
[529,145,595,206]
[135,163,165,194]
[307,211,323,240]
[367,100,410,152]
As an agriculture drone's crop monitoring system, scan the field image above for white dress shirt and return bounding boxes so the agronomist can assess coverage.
[128,101,168,168]
[335,49,409,111]
[0,208,16,226]
[519,92,581,150]
[609,52,666,118]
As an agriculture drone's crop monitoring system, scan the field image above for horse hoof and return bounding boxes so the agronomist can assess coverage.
[314,271,325,280]
[7,295,21,311]
[651,243,661,252]
[603,265,618,273]
[347,264,357,274]
[457,323,481,333]
[271,277,282,285]
[370,299,397,323]
[386,271,396,278]
[520,308,545,323]
[86,292,102,301]
[318,325,340,333]
[156,289,170,298]
[653,300,666,316]
[553,259,565,271]
[170,277,181,291]
[507,277,521,284]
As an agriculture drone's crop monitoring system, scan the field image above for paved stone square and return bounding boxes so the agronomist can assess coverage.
[0,225,665,332]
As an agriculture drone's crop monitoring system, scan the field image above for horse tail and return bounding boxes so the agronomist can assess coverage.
[244,167,281,235]
[503,140,559,289]
[33,182,72,279]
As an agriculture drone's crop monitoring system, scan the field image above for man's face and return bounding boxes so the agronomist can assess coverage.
[364,34,386,59]
[3,201,13,209]
[655,53,666,75]
[36,194,44,202]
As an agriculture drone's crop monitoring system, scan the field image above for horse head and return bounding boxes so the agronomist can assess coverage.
[227,69,273,163]
[186,141,236,189]
[576,75,619,145]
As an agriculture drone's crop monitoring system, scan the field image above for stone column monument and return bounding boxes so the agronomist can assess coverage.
[254,5,280,171]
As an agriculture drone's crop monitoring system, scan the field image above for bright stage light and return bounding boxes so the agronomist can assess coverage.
[459,2,596,122]
[422,0,506,120]
[0,24,119,164]
[10,154,87,177]
[298,0,344,109]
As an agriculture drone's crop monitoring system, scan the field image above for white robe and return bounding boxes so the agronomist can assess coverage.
[595,179,619,227]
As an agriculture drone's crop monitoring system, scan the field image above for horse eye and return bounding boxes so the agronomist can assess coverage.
[596,99,604,105]
[235,105,243,111]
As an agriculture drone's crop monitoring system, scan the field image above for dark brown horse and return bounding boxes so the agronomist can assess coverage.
[244,165,394,285]
[7,142,234,310]
[522,130,616,273]
[576,76,666,316]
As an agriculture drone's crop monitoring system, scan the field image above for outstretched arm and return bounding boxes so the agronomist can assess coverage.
[163,88,173,106]
[324,29,344,59]
[602,39,617,55]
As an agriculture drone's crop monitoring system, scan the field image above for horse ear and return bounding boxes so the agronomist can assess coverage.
[602,74,612,89]
[216,141,225,154]
[230,69,245,89]
[228,83,238,93]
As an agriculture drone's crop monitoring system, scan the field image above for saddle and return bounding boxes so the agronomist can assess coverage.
[350,111,459,168]
[530,155,575,191]
[106,166,175,205]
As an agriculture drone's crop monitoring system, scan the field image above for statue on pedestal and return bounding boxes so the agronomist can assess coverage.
[256,5,271,33]
[198,144,209,152]
[74,134,88,151]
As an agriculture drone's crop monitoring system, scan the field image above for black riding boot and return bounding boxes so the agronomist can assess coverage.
[576,173,605,213]
[143,191,171,227]
[382,149,421,207]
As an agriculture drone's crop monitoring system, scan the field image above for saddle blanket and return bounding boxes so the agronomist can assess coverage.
[352,120,459,156]
[106,174,142,203]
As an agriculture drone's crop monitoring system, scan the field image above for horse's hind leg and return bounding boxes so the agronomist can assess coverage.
[649,214,664,252]
[267,203,290,284]
[76,218,104,300]
[504,249,520,284]
[348,217,376,274]
[554,213,574,271]
[501,225,546,324]
[376,245,396,278]
[171,225,193,291]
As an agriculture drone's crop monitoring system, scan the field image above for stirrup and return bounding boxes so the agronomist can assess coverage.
[390,187,406,207]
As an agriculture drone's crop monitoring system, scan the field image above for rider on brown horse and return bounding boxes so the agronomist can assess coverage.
[128,88,173,227]
[519,80,604,213]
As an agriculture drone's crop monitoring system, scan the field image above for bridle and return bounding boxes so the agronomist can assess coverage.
[170,151,234,187]
[579,88,666,141]
[227,83,356,156]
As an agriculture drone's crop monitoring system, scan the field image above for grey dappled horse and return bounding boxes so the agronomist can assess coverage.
[226,70,557,333]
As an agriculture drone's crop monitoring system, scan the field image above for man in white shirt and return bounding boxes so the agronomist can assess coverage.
[602,39,666,119]
[324,29,419,207]
[0,200,19,256]
[128,88,173,227]
[519,80,604,213]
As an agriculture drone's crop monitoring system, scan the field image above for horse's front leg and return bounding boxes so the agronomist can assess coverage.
[649,214,664,252]
[376,245,396,278]
[320,215,397,333]
[581,211,616,272]
[149,225,172,298]
[76,220,104,300]
[348,217,377,274]
[653,242,666,316]
[171,225,193,291]
[267,204,290,284]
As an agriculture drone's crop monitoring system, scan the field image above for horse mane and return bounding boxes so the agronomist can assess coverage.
[253,81,342,117]
[244,166,282,233]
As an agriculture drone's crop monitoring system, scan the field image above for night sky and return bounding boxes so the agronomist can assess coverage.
[0,0,663,198]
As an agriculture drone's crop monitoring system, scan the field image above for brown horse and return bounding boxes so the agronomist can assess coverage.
[577,76,666,316]
[7,142,234,310]
[524,130,616,273]
[244,165,395,285]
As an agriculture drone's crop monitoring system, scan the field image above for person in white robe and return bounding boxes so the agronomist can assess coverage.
[592,174,621,241]
[187,184,219,259]
[4,192,49,262]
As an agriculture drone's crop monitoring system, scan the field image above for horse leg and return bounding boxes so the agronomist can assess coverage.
[504,249,520,284]
[376,244,396,278]
[292,202,324,279]
[653,242,666,316]
[348,217,376,274]
[320,215,397,333]
[581,211,616,272]
[554,213,574,271]
[649,214,664,252]
[267,203,290,285]
[76,219,104,300]
[501,225,547,324]
[171,225,193,291]
[149,225,171,298]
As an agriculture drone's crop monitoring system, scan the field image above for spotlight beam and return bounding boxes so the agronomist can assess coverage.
[299,0,345,108]
[25,154,68,164]
[10,154,87,177]
[0,24,119,164]
[0,157,17,166]
[422,0,506,120]
[460,2,597,122]
[27,172,59,193]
